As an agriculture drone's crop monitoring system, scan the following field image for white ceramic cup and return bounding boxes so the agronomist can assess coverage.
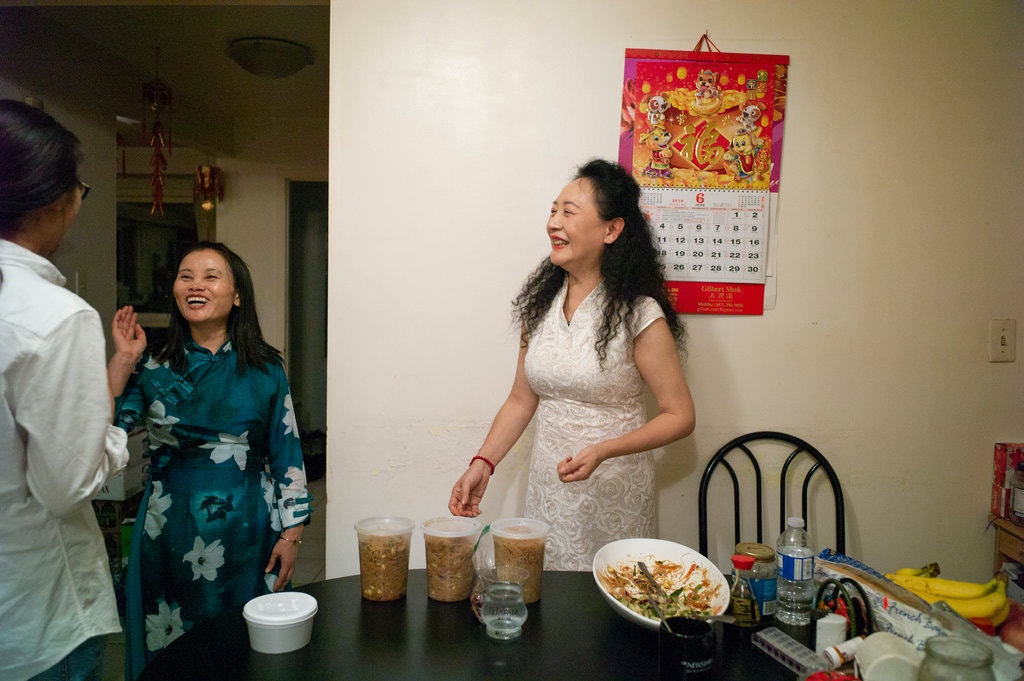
[854,631,923,681]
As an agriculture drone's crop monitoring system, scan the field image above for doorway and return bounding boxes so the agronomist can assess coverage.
[288,181,328,480]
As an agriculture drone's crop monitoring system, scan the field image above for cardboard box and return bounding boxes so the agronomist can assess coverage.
[994,442,1024,488]
[126,427,148,468]
[95,462,147,501]
[1002,562,1024,603]
[993,483,1013,519]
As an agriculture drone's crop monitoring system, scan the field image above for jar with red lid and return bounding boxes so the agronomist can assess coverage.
[736,541,777,620]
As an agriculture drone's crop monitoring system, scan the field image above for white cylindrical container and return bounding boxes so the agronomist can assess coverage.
[855,631,923,681]
[243,592,318,654]
[822,634,864,669]
[815,613,850,653]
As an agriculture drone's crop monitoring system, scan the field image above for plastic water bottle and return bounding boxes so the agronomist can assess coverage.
[775,516,815,625]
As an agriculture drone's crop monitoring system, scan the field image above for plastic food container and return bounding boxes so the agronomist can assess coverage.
[490,517,549,604]
[422,516,481,602]
[355,516,415,601]
[243,592,318,654]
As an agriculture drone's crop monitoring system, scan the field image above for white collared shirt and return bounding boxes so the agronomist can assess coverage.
[0,239,129,680]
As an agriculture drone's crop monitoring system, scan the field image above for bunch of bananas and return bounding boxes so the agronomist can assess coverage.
[885,564,1010,624]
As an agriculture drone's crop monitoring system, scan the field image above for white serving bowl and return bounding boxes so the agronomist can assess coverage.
[243,592,318,654]
[592,538,729,631]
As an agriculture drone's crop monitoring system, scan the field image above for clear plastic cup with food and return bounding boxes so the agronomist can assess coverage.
[355,516,415,601]
[490,517,549,604]
[422,516,482,602]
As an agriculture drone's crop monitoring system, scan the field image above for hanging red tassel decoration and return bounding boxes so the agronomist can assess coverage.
[142,47,173,215]
[149,121,168,215]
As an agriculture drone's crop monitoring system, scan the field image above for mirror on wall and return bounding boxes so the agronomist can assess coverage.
[116,200,199,353]
[115,201,197,313]
[116,173,213,353]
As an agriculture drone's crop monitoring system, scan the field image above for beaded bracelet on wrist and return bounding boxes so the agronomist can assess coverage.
[470,455,496,474]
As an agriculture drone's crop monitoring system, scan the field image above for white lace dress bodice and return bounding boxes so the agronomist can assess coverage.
[523,281,665,570]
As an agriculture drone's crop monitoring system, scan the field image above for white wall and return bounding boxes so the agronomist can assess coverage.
[328,0,1024,580]
[0,14,123,347]
[215,160,290,353]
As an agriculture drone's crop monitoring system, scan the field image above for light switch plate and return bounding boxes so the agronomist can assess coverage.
[989,319,1016,362]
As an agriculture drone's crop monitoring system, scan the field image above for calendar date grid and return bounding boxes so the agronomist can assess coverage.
[642,188,768,284]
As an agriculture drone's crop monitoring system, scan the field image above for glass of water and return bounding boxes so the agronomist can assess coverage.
[479,565,530,640]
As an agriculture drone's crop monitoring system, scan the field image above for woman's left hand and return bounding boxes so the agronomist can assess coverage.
[266,534,302,591]
[557,444,605,482]
[111,305,147,362]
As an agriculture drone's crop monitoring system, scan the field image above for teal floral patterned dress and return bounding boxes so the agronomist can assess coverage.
[115,340,312,679]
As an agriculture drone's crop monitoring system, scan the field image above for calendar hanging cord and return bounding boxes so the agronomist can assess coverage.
[691,31,721,53]
[690,31,722,67]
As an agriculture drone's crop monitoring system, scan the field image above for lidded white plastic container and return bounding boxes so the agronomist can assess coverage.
[242,592,318,654]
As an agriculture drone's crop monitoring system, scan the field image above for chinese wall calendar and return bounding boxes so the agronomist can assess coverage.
[620,48,789,315]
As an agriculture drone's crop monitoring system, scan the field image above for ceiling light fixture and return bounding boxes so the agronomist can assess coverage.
[226,37,314,79]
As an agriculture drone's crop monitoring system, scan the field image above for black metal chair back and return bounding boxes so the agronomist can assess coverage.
[697,431,845,560]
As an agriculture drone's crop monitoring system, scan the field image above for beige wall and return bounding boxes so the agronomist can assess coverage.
[328,0,1024,579]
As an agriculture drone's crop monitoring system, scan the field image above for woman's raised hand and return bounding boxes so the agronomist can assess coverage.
[112,305,148,362]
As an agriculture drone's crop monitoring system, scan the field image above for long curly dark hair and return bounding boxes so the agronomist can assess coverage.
[512,159,684,366]
[156,241,282,375]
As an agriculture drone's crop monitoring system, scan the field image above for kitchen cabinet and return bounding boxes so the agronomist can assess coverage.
[992,516,1024,572]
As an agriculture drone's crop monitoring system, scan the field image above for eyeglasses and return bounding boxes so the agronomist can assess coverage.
[78,182,91,200]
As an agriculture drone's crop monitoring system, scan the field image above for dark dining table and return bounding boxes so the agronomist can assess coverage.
[137,569,799,680]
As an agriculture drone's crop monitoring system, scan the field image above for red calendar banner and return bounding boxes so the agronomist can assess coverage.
[620,47,789,315]
[669,281,765,315]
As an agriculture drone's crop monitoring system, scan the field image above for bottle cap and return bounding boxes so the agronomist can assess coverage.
[787,517,805,529]
[731,554,756,570]
[735,542,776,562]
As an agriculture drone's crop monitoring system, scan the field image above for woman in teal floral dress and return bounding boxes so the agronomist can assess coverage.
[108,242,313,680]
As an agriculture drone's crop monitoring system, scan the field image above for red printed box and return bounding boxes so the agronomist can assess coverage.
[993,483,1013,519]
[994,443,1024,488]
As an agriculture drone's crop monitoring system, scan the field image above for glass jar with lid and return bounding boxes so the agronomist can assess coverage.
[916,635,995,681]
[735,541,777,620]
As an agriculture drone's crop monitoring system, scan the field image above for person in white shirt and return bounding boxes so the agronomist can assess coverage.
[0,99,129,681]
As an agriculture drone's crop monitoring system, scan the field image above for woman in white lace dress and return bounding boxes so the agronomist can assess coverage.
[448,159,695,570]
